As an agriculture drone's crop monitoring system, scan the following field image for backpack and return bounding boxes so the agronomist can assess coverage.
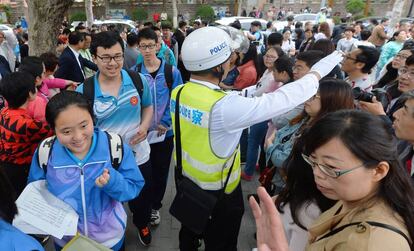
[37,131,124,173]
[83,69,144,112]
[135,62,174,94]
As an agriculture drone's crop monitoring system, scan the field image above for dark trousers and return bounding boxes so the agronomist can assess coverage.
[178,184,244,251]
[150,136,174,210]
[0,162,30,198]
[128,160,152,228]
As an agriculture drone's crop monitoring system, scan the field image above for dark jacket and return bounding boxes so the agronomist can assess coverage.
[332,23,347,46]
[54,46,98,83]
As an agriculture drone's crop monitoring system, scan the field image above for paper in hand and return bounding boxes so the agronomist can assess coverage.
[13,180,78,239]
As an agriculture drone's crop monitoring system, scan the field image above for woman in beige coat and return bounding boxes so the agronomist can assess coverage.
[250,110,414,251]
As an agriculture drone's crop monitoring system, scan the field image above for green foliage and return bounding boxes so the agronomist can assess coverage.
[132,7,148,21]
[346,0,365,15]
[195,5,215,22]
[332,16,341,25]
[70,12,86,22]
[0,4,10,23]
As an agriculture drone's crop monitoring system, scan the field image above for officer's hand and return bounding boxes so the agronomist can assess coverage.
[95,169,110,187]
[249,187,289,251]
[359,97,386,116]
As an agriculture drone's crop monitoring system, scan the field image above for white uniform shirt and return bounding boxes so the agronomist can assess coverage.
[189,73,319,159]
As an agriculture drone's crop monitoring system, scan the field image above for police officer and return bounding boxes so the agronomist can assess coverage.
[171,26,343,250]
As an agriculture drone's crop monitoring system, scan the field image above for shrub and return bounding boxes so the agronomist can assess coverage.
[70,12,86,22]
[346,0,365,15]
[132,7,148,21]
[195,5,215,22]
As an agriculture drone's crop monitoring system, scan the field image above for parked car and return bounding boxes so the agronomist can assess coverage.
[214,16,267,31]
[71,19,136,32]
[273,13,334,32]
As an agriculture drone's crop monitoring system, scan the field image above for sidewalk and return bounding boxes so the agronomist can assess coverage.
[46,164,260,251]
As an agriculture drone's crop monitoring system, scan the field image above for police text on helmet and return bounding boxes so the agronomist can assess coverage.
[209,42,228,56]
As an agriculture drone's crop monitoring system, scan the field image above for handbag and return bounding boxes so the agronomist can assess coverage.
[169,85,235,235]
[258,166,276,195]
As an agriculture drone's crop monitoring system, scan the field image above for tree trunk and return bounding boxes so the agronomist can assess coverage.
[172,0,178,28]
[389,0,407,34]
[27,0,74,56]
[104,0,110,18]
[85,0,94,28]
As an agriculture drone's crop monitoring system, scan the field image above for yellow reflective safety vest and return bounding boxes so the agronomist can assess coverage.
[170,82,241,194]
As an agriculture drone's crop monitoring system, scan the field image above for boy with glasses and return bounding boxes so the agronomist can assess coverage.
[132,27,183,245]
[76,31,154,246]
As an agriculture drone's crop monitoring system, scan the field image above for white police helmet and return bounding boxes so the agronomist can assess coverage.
[182,26,232,72]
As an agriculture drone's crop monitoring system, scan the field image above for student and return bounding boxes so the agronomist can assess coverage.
[39,52,78,98]
[19,56,48,121]
[133,27,183,230]
[28,91,145,250]
[0,72,52,196]
[251,110,414,251]
[0,168,44,251]
[76,31,154,247]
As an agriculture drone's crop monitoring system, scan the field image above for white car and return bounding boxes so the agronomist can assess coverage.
[214,16,268,31]
[273,13,334,32]
[71,19,136,32]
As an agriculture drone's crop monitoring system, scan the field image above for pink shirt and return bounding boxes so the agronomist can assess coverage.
[40,78,67,99]
[234,60,257,90]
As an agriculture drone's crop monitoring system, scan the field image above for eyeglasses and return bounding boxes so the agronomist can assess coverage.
[138,44,156,50]
[96,54,124,63]
[395,53,410,60]
[398,67,414,79]
[344,54,359,62]
[264,54,278,61]
[301,153,366,178]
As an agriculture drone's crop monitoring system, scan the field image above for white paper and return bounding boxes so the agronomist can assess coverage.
[147,130,166,144]
[13,180,78,239]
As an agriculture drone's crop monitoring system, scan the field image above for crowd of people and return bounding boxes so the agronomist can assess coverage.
[1,8,414,251]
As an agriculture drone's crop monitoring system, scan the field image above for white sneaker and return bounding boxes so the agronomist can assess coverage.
[150,209,160,225]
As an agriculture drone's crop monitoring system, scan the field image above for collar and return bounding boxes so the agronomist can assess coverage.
[189,78,221,90]
[94,69,131,98]
[68,45,80,58]
[64,131,97,166]
[1,107,30,117]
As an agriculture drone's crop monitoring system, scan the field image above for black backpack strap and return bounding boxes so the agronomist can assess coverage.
[125,69,144,105]
[164,63,173,93]
[83,76,95,112]
[136,63,142,74]
[316,221,411,245]
[366,221,411,245]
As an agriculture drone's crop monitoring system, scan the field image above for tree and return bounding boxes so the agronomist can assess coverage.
[388,0,407,34]
[85,0,94,28]
[172,0,178,28]
[195,5,215,22]
[27,0,74,56]
[346,0,365,15]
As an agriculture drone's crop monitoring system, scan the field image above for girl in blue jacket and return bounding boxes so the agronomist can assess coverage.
[28,91,145,250]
